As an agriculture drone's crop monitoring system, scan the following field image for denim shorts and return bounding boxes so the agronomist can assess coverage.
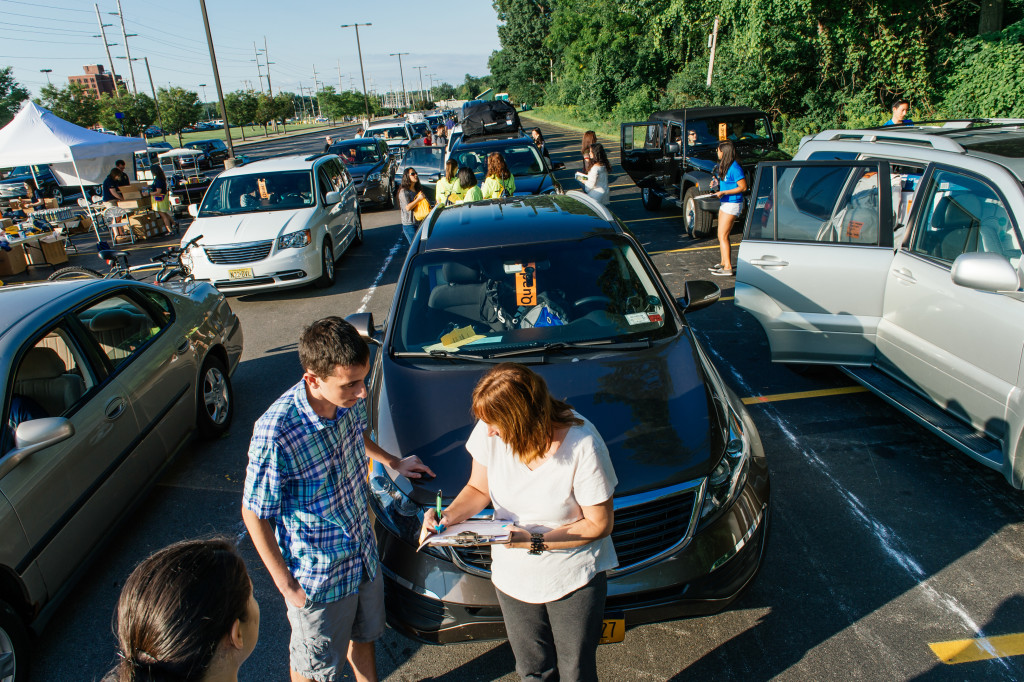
[284,569,384,681]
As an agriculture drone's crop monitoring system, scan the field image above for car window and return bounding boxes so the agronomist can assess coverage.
[6,326,96,450]
[199,170,315,215]
[909,168,1021,266]
[138,289,174,326]
[622,124,661,151]
[74,294,166,370]
[329,160,349,189]
[331,142,381,165]
[316,166,337,202]
[391,235,675,355]
[369,126,410,140]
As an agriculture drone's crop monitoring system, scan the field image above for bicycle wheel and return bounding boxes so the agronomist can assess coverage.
[47,266,105,281]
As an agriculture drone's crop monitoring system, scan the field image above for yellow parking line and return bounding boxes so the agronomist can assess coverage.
[929,633,1024,665]
[741,386,869,405]
[720,296,734,301]
[610,183,635,188]
[622,215,679,224]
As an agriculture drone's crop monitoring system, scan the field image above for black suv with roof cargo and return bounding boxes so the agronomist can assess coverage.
[621,107,790,236]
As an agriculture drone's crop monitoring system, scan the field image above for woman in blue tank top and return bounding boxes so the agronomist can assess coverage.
[710,140,747,277]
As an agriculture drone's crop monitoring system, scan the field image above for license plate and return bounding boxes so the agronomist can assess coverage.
[228,268,253,280]
[599,618,625,644]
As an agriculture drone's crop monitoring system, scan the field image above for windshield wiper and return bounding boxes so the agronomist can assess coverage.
[200,210,226,216]
[492,339,651,358]
[392,350,494,363]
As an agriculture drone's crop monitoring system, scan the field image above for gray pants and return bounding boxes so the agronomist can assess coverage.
[496,572,607,682]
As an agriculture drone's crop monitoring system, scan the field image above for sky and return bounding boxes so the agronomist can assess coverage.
[1,0,501,101]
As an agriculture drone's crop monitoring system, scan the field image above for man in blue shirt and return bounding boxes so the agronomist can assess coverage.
[242,317,433,682]
[884,98,914,126]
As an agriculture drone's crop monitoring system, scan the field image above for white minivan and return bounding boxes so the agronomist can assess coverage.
[180,154,362,293]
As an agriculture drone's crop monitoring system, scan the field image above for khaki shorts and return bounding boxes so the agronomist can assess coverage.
[285,569,385,681]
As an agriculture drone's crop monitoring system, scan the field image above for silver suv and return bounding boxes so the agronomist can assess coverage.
[735,122,1024,488]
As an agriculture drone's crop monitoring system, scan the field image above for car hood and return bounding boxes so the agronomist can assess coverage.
[372,337,720,505]
[346,162,383,175]
[184,209,312,245]
[511,173,555,195]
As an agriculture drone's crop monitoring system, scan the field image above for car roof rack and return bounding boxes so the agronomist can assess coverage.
[810,129,967,153]
[304,153,329,162]
[564,190,615,222]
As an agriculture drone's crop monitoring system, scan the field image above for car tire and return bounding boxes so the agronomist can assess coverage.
[683,186,714,238]
[315,237,335,288]
[49,189,63,206]
[196,354,233,439]
[640,187,662,211]
[0,599,29,682]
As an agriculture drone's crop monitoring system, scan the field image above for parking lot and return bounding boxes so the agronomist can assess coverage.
[26,120,1024,681]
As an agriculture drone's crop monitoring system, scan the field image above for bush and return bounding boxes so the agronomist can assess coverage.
[940,21,1024,118]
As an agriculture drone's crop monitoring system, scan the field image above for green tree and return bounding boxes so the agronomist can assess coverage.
[98,89,156,138]
[255,93,278,136]
[0,66,29,127]
[433,82,457,100]
[274,92,295,131]
[224,90,258,141]
[157,86,202,146]
[456,74,491,100]
[35,82,100,129]
[492,0,554,104]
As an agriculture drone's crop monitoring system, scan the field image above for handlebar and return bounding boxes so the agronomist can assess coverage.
[151,234,204,264]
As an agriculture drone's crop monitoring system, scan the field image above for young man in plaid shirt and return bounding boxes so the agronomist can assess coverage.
[242,317,433,682]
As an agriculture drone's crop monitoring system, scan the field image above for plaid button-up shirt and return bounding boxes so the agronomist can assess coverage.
[243,380,377,604]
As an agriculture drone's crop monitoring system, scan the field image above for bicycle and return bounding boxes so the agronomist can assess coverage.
[47,234,204,284]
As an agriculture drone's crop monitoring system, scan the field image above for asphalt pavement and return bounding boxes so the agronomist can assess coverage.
[28,120,1024,681]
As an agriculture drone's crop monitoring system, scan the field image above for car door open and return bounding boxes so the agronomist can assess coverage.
[736,160,896,364]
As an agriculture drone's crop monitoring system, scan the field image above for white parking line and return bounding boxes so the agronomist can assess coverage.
[356,236,404,314]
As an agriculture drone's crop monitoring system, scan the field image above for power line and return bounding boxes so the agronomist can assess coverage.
[0,0,93,12]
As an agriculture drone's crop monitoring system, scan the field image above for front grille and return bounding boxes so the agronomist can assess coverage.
[451,482,702,574]
[0,185,26,198]
[205,240,273,264]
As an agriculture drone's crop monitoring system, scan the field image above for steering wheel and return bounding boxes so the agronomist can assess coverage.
[572,295,612,313]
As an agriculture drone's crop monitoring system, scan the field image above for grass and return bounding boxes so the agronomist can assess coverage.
[520,106,621,142]
[145,122,345,148]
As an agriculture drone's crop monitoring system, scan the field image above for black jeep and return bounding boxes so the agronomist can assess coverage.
[620,106,790,236]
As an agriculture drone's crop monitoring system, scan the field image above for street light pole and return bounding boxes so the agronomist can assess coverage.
[341,22,372,120]
[199,83,208,120]
[40,69,52,85]
[389,52,409,110]
[94,4,120,99]
[413,66,426,108]
[198,0,236,163]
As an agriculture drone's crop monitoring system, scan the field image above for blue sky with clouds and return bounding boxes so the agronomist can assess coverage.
[1,0,501,99]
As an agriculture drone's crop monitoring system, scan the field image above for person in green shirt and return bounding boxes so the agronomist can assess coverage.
[480,152,516,199]
[456,166,483,204]
[435,159,462,206]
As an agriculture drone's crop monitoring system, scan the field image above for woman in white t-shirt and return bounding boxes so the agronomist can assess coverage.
[420,363,617,682]
[581,142,611,205]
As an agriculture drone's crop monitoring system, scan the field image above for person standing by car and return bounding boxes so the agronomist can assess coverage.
[580,143,611,206]
[481,152,516,199]
[531,127,551,163]
[102,538,259,682]
[242,317,433,682]
[399,167,430,244]
[324,135,335,153]
[421,363,617,682]
[435,125,448,150]
[149,165,173,235]
[884,98,914,126]
[435,158,461,206]
[581,130,597,173]
[455,166,483,205]
[102,167,125,207]
[709,140,747,276]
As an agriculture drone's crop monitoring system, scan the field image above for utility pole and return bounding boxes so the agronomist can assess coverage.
[337,60,344,91]
[113,0,137,94]
[142,57,167,142]
[389,52,409,110]
[341,23,373,120]
[252,41,265,94]
[198,83,208,120]
[94,4,120,99]
[412,66,427,108]
[706,16,720,88]
[198,0,236,163]
[427,73,437,103]
[263,37,276,131]
[312,65,322,118]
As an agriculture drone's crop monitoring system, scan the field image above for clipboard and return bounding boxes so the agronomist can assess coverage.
[417,519,512,552]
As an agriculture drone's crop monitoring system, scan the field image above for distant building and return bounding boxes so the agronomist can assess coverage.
[68,65,123,98]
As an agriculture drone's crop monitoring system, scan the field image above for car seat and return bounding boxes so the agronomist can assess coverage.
[13,347,86,417]
[427,263,486,324]
[83,308,153,363]
[937,194,984,261]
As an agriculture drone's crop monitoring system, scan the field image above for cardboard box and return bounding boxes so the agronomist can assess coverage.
[0,243,26,276]
[118,197,152,210]
[24,235,68,266]
[0,218,12,229]
[43,198,59,209]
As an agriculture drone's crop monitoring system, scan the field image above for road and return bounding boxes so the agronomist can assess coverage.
[31,120,1024,681]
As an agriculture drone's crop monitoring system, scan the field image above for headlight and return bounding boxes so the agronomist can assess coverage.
[367,172,381,183]
[277,229,311,249]
[698,406,750,527]
[369,470,446,559]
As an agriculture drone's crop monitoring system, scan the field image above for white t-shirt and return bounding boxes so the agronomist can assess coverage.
[583,165,609,205]
[466,412,618,603]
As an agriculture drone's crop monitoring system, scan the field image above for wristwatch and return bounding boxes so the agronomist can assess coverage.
[528,532,547,555]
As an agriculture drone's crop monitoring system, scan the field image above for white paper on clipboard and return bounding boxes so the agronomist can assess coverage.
[417,520,513,552]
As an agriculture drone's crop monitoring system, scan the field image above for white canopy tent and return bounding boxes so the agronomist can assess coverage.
[0,102,147,240]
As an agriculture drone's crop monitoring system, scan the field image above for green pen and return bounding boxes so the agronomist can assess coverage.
[435,489,444,533]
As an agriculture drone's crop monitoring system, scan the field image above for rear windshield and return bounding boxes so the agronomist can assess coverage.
[330,142,382,165]
[368,126,409,141]
[452,145,544,176]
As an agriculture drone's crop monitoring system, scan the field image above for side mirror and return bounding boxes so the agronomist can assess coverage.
[678,280,721,312]
[0,418,74,480]
[324,191,342,205]
[188,204,199,218]
[345,312,381,346]
[552,162,565,171]
[951,252,1020,292]
[666,143,680,154]
[773,132,783,144]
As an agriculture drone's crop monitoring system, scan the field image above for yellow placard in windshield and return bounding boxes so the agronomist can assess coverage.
[257,178,269,199]
[515,262,537,308]
[718,123,728,141]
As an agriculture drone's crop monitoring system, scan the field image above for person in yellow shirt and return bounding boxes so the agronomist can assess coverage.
[435,159,462,206]
[480,152,516,199]
[456,167,483,204]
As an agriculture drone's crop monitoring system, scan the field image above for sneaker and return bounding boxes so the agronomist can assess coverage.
[708,263,724,272]
[711,267,734,276]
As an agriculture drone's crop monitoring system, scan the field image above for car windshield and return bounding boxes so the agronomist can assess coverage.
[401,147,445,170]
[453,144,545,177]
[682,115,772,146]
[369,126,409,140]
[330,142,382,165]
[198,170,315,216]
[390,235,674,356]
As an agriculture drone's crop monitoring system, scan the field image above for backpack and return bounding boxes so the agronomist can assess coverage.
[517,291,570,328]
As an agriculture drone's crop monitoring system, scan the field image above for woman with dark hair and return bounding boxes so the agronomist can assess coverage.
[149,165,173,235]
[481,152,515,199]
[709,140,747,276]
[22,178,45,211]
[435,158,462,206]
[105,537,259,682]
[581,130,597,173]
[580,143,610,205]
[531,127,550,162]
[398,167,429,244]
[421,363,617,682]
[455,166,482,204]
